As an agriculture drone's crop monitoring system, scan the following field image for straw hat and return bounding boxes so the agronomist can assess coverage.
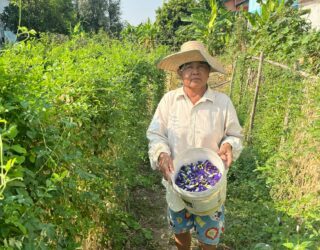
[157,41,226,74]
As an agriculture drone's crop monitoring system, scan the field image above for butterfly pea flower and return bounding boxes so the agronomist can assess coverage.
[175,160,221,192]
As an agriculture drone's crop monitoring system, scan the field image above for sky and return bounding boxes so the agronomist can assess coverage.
[120,0,164,26]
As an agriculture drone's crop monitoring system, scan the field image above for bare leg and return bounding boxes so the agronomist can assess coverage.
[174,231,191,250]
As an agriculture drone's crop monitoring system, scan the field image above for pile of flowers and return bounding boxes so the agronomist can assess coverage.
[175,160,221,192]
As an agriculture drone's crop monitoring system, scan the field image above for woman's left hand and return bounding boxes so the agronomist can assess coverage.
[218,143,233,168]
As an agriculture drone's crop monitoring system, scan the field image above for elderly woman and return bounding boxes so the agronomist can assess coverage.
[147,41,243,250]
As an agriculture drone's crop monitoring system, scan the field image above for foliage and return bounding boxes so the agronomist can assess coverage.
[239,0,319,74]
[178,0,235,54]
[221,146,318,249]
[1,0,320,248]
[0,120,24,200]
[154,0,197,49]
[221,4,320,246]
[121,19,159,49]
[0,33,166,249]
[298,31,320,75]
[228,5,320,234]
[1,0,77,35]
[228,52,320,249]
[264,77,320,218]
[244,0,293,28]
[0,0,123,36]
[75,0,122,35]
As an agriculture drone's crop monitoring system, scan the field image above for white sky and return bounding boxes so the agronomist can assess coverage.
[120,0,164,25]
[0,0,9,13]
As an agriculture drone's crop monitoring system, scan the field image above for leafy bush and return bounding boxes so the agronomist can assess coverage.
[0,33,166,249]
[229,52,319,249]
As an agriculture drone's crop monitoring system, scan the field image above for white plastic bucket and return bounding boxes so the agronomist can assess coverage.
[171,148,227,215]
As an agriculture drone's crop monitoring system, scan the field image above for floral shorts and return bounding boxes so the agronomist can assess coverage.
[167,205,225,245]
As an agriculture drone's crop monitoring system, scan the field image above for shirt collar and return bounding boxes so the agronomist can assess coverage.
[176,87,186,99]
[176,86,215,103]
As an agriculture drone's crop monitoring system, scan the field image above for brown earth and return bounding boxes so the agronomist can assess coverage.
[130,171,232,250]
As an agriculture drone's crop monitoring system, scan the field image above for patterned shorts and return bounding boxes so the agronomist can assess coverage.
[167,205,225,245]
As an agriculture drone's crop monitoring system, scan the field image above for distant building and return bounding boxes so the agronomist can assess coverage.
[248,0,261,13]
[299,0,320,30]
[248,0,300,13]
[224,0,249,11]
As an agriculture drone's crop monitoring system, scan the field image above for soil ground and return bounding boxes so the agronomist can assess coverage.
[130,171,232,250]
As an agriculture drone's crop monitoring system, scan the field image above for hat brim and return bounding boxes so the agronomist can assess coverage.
[157,50,226,74]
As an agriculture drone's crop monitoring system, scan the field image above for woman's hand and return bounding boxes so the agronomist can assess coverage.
[158,152,174,183]
[218,143,233,168]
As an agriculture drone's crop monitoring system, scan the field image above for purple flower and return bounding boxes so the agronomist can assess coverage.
[175,160,221,192]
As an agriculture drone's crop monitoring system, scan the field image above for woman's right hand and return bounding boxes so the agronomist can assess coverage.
[157,152,174,183]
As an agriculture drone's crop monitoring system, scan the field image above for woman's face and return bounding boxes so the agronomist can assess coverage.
[178,61,210,91]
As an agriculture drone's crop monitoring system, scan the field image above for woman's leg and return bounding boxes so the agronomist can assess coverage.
[174,231,192,250]
[168,208,194,250]
[193,205,225,249]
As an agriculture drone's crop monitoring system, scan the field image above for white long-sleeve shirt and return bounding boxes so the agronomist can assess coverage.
[147,86,243,211]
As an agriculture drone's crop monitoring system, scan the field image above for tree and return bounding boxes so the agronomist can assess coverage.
[121,19,158,49]
[0,0,122,36]
[154,0,197,49]
[107,0,122,35]
[177,0,235,54]
[75,0,122,35]
[0,0,76,34]
[0,3,18,32]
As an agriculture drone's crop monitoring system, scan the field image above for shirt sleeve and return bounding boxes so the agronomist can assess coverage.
[146,95,171,170]
[220,98,244,161]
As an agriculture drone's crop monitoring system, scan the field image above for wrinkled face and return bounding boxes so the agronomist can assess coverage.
[178,61,210,91]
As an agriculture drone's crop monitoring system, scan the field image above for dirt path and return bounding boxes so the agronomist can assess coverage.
[130,170,231,250]
[131,180,176,250]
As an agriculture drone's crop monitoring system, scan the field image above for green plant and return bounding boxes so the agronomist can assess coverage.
[0,33,167,248]
[154,0,197,49]
[178,0,234,54]
[0,120,24,200]
[241,0,311,65]
[283,241,313,250]
[121,19,159,49]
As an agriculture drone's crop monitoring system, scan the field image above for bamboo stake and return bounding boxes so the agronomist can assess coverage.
[229,59,238,98]
[213,80,230,88]
[245,67,252,89]
[239,67,251,106]
[247,52,264,144]
[279,95,291,149]
[250,56,318,79]
[279,63,298,147]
